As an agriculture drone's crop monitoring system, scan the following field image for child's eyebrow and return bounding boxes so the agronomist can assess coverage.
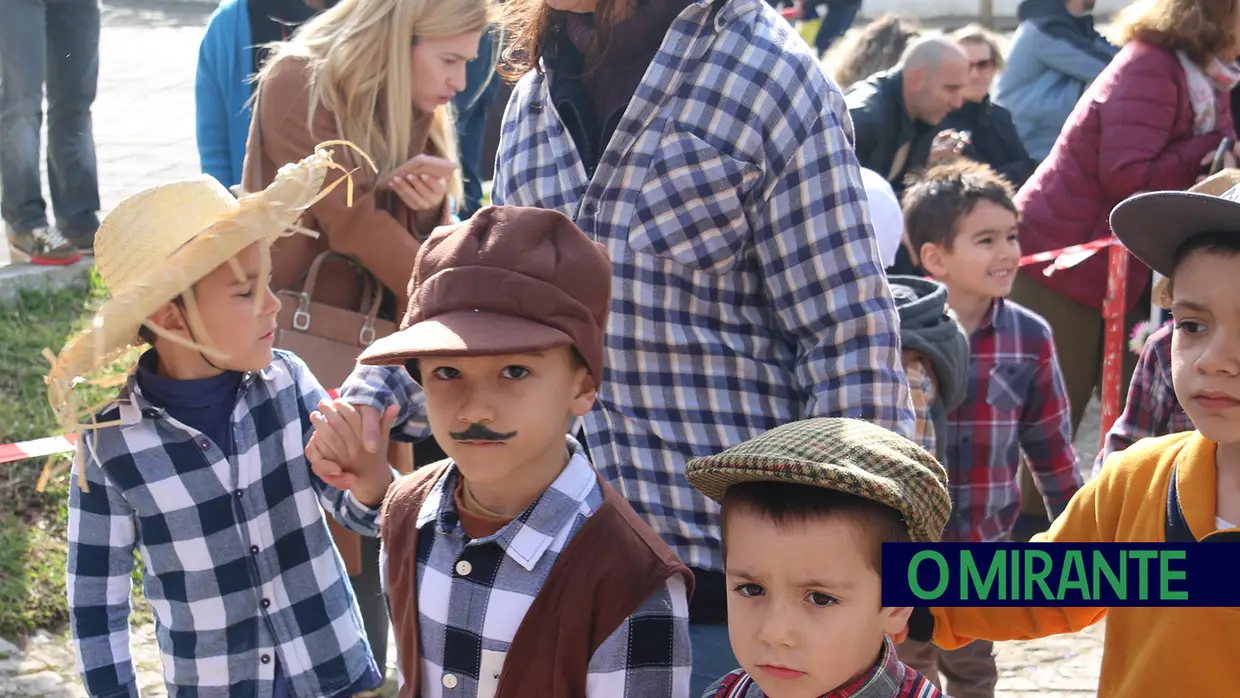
[1171,300,1210,314]
[797,577,854,590]
[228,273,261,285]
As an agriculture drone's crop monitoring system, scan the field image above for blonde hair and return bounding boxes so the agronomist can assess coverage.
[259,0,492,209]
[952,23,1006,72]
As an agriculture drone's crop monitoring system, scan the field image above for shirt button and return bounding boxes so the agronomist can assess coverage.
[199,440,210,450]
[442,673,458,689]
[261,598,270,609]
[250,546,260,555]
[261,654,271,664]
[455,560,472,577]
[235,490,244,498]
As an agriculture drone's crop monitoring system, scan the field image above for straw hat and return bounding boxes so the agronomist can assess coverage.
[45,144,360,483]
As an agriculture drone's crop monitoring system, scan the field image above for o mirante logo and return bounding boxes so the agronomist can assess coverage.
[881,543,1240,607]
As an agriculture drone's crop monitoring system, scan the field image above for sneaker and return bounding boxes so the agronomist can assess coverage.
[66,232,96,256]
[7,225,82,266]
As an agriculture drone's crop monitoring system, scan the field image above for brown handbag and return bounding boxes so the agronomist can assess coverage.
[276,252,398,577]
[275,251,397,392]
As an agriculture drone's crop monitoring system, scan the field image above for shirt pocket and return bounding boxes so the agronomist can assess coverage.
[985,361,1035,413]
[627,126,758,275]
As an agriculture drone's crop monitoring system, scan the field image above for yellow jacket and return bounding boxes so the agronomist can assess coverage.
[928,431,1240,698]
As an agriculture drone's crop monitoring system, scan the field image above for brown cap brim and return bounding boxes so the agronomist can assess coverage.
[1110,190,1240,277]
[357,310,574,366]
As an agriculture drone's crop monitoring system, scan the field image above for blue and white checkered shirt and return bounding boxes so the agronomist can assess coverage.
[345,0,913,574]
[67,350,381,698]
[384,437,691,697]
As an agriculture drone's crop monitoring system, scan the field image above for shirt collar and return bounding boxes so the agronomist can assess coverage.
[823,637,910,698]
[113,350,276,426]
[418,435,600,572]
[975,296,1008,334]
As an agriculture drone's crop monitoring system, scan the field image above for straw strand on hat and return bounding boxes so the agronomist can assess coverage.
[43,141,377,492]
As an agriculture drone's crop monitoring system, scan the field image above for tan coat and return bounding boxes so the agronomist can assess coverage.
[243,55,434,572]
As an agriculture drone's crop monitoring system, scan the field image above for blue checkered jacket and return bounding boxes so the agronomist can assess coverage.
[346,0,914,575]
[67,350,381,698]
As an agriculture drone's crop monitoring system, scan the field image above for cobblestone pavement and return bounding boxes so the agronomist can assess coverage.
[0,1,1108,695]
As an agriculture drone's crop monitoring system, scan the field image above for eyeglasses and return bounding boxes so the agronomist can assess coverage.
[970,58,997,71]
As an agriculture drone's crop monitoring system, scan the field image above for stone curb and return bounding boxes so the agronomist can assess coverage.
[0,261,94,306]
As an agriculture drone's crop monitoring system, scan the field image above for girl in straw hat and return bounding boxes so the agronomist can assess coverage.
[53,147,396,698]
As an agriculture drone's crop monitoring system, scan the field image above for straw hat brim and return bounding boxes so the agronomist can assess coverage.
[46,151,333,429]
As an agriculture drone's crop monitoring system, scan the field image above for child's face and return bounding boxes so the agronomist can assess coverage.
[921,200,1020,299]
[149,243,280,376]
[418,347,596,484]
[723,508,911,698]
[1170,249,1240,443]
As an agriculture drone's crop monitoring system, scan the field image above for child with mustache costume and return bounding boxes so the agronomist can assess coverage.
[306,205,693,698]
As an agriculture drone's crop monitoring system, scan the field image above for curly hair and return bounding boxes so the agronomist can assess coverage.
[824,13,923,90]
[1112,0,1238,66]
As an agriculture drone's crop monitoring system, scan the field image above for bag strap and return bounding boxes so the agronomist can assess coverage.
[289,251,387,346]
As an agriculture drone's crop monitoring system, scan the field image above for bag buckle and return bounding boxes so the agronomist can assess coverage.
[359,320,377,346]
[293,294,312,331]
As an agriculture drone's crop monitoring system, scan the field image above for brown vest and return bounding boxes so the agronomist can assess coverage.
[381,461,694,698]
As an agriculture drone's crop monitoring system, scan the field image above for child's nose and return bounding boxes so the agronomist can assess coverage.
[756,605,797,648]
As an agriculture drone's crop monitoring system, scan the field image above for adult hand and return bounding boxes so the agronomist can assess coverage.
[389,171,448,213]
[1197,142,1239,180]
[307,401,399,506]
[928,130,969,166]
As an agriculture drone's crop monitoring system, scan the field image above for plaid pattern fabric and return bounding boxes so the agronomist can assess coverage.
[68,350,380,698]
[704,638,942,697]
[484,0,913,573]
[1094,323,1193,476]
[384,438,691,697]
[942,299,1082,542]
[684,418,950,543]
[903,353,938,456]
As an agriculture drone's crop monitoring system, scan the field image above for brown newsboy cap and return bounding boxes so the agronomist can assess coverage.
[357,206,612,384]
[686,418,951,543]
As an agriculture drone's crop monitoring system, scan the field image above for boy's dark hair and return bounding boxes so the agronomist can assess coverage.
[1164,230,1240,303]
[901,161,1017,261]
[721,481,910,575]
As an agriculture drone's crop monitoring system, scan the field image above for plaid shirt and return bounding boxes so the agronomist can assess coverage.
[384,437,691,697]
[1094,323,1193,476]
[703,637,940,697]
[942,299,1082,542]
[902,352,938,456]
[484,0,911,573]
[68,350,380,698]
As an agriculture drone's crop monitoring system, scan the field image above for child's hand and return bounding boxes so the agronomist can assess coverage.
[307,400,398,507]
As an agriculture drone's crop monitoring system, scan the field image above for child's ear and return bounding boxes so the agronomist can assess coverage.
[880,605,914,637]
[919,242,948,277]
[571,373,598,418]
[149,300,190,335]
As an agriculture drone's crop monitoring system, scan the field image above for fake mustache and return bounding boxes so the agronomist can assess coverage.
[449,423,517,442]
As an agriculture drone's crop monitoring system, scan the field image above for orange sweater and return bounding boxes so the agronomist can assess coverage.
[928,431,1240,698]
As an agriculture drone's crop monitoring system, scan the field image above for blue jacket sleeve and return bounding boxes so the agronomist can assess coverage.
[196,5,241,188]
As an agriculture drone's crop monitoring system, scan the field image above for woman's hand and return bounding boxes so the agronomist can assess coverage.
[1196,142,1240,182]
[389,172,447,212]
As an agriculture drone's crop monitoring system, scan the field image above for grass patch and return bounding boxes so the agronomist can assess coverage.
[0,270,146,639]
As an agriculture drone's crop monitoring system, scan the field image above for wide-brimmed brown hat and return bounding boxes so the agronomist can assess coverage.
[686,418,951,543]
[1110,168,1240,277]
[358,206,612,384]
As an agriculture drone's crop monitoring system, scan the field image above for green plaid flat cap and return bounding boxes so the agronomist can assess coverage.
[686,418,951,543]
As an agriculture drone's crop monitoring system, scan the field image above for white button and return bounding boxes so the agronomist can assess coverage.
[455,560,472,576]
[442,673,458,689]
